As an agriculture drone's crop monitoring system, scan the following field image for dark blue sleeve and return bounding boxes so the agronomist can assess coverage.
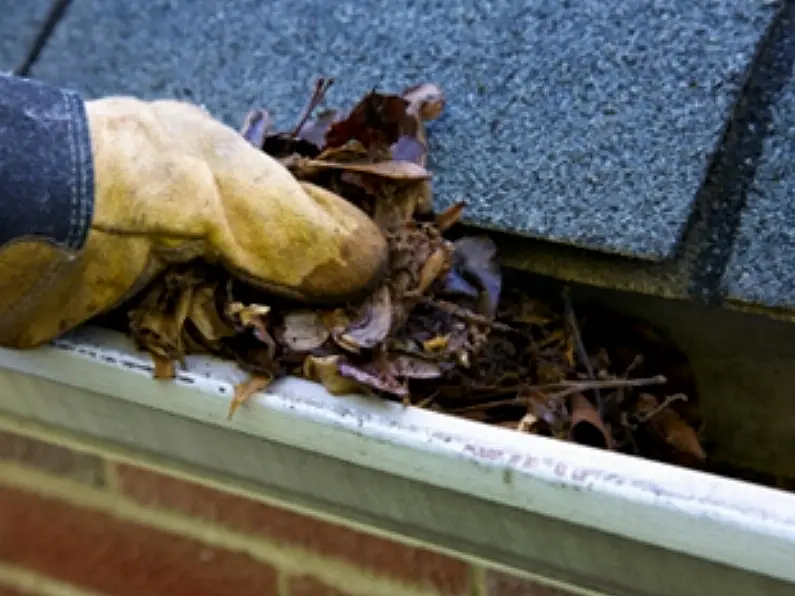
[0,74,94,251]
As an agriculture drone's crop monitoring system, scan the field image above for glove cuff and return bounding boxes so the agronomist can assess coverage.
[0,74,95,253]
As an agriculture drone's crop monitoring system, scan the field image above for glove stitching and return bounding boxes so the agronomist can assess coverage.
[71,90,92,249]
[62,90,78,248]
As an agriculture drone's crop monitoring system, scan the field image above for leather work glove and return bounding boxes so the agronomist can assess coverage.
[0,94,388,349]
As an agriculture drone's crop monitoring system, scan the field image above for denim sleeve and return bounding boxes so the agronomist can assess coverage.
[0,74,94,252]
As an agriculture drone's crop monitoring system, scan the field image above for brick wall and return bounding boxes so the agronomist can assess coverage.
[0,424,576,596]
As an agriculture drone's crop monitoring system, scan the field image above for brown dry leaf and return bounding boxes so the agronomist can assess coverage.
[303,355,364,395]
[435,201,467,233]
[153,355,175,380]
[296,158,431,180]
[239,109,273,148]
[226,302,272,345]
[281,310,329,351]
[131,309,181,360]
[369,180,432,228]
[337,359,408,397]
[227,302,271,327]
[390,355,442,379]
[406,247,452,297]
[321,309,352,334]
[451,236,502,317]
[390,136,426,165]
[315,141,370,164]
[568,392,612,449]
[335,285,392,352]
[228,375,273,420]
[636,394,706,462]
[325,90,413,152]
[517,412,540,433]
[188,285,235,347]
[423,335,449,352]
[523,387,567,434]
[401,83,445,121]
[128,275,199,366]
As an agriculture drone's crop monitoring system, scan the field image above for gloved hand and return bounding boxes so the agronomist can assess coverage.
[0,97,388,348]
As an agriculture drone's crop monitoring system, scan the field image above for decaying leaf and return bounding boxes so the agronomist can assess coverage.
[390,355,442,379]
[281,310,329,352]
[568,392,612,449]
[188,285,236,349]
[229,375,273,420]
[240,109,273,148]
[303,355,364,395]
[450,236,502,317]
[337,359,408,397]
[325,90,414,154]
[153,355,175,380]
[435,201,467,233]
[401,83,446,122]
[334,284,393,352]
[294,158,431,180]
[635,393,706,463]
[111,80,709,476]
[407,247,453,298]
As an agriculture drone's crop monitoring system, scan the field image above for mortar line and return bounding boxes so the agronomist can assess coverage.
[0,561,106,596]
[0,411,504,571]
[470,565,487,596]
[0,461,447,596]
[0,412,468,556]
[277,569,290,596]
[0,409,596,595]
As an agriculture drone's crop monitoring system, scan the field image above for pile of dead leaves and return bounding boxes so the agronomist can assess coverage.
[114,78,707,470]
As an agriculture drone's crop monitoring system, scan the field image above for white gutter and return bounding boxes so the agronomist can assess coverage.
[0,326,794,596]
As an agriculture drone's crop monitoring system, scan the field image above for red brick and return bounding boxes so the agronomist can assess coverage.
[485,571,576,596]
[0,484,278,596]
[0,430,105,487]
[116,464,471,595]
[287,575,354,596]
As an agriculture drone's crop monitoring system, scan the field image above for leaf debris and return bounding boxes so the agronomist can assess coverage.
[110,78,707,470]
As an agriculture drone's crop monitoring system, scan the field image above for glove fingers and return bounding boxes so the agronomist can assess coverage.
[89,97,388,304]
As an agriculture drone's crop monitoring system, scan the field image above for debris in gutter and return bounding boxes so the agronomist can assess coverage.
[105,79,707,471]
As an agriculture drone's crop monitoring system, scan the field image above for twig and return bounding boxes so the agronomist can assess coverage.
[531,375,666,392]
[420,297,513,332]
[447,376,667,413]
[633,393,688,424]
[562,288,603,413]
[290,77,335,138]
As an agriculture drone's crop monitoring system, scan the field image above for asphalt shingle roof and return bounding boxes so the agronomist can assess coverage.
[722,7,795,310]
[6,0,795,313]
[27,0,776,262]
[0,0,53,73]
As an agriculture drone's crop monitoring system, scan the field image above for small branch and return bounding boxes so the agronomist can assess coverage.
[447,376,667,413]
[290,77,335,138]
[420,297,513,332]
[633,393,688,424]
[562,288,603,413]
